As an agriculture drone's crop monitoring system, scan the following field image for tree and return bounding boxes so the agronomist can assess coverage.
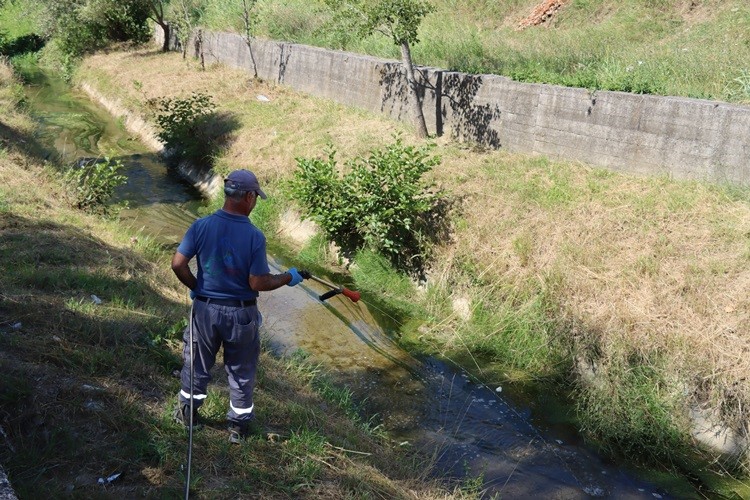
[239,0,259,78]
[142,0,171,52]
[171,0,203,58]
[35,0,151,57]
[325,0,435,138]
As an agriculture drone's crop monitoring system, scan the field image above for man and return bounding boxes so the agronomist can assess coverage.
[171,169,304,443]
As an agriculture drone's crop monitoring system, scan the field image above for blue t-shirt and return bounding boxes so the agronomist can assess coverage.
[177,210,270,300]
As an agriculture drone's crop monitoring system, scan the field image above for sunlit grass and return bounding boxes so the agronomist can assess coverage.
[197,0,750,102]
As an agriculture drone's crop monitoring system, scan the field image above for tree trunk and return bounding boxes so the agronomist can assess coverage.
[400,41,428,139]
[244,39,258,79]
[160,22,170,52]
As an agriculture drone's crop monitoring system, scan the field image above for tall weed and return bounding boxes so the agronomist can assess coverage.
[574,347,690,466]
[64,156,127,214]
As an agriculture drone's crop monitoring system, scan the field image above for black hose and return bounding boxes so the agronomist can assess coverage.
[184,302,194,500]
[319,289,341,301]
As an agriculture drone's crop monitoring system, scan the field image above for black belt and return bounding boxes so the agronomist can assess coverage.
[195,296,257,307]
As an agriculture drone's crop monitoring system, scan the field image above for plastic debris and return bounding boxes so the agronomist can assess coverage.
[257,94,270,102]
[97,472,121,485]
[85,400,104,411]
[91,295,102,305]
[11,322,22,330]
[495,386,502,393]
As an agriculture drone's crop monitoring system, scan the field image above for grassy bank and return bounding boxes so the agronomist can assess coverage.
[73,46,750,496]
[197,0,750,103]
[0,61,460,498]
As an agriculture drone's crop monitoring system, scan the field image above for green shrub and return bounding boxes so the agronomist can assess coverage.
[289,137,451,275]
[154,92,217,163]
[64,156,127,213]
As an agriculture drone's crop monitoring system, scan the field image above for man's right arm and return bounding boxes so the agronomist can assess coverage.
[171,251,197,291]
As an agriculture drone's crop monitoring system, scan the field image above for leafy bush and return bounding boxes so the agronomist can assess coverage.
[40,0,150,57]
[289,137,452,275]
[64,156,127,213]
[154,92,218,163]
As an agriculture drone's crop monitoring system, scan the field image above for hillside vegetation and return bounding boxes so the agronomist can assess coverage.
[198,0,750,103]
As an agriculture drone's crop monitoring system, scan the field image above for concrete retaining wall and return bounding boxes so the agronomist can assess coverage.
[159,28,750,185]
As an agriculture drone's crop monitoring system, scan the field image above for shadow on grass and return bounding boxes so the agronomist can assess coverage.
[0,119,59,166]
[0,212,187,497]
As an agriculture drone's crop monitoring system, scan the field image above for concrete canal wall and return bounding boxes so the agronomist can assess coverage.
[158,28,750,185]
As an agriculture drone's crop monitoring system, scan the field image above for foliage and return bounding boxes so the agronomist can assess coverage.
[154,92,217,162]
[0,33,44,57]
[322,0,434,137]
[37,0,151,57]
[289,137,450,275]
[323,0,434,48]
[239,0,259,38]
[64,156,128,213]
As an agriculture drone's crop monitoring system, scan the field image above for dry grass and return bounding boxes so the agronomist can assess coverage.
[78,48,404,184]
[437,151,750,382]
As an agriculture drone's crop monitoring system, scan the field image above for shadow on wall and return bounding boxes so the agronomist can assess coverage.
[279,44,292,84]
[378,64,502,148]
[439,73,502,149]
[379,62,412,123]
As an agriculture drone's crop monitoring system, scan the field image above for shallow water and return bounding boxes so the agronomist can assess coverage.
[24,68,201,243]
[24,68,703,499]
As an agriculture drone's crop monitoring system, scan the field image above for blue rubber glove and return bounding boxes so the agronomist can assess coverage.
[287,267,303,287]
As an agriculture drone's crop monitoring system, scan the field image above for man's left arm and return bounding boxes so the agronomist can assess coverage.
[249,271,295,291]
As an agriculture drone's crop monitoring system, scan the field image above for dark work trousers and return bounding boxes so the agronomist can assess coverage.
[178,298,262,424]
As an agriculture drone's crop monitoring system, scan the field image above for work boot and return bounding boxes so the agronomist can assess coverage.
[173,404,201,429]
[227,422,248,444]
